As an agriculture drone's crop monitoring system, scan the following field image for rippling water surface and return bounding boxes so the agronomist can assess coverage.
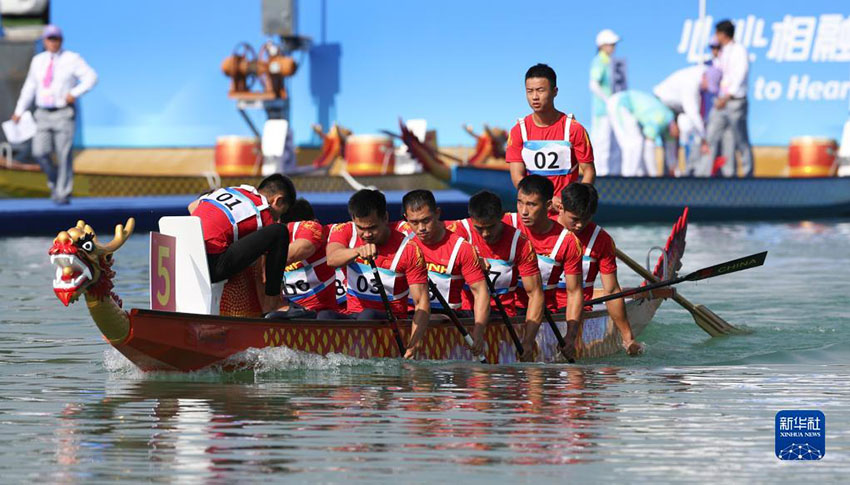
[1,220,849,482]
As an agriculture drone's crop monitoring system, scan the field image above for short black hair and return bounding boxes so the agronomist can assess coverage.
[560,182,598,220]
[258,173,297,208]
[281,198,315,223]
[525,63,557,89]
[468,190,503,221]
[516,174,554,202]
[715,19,734,39]
[402,189,437,216]
[348,189,387,219]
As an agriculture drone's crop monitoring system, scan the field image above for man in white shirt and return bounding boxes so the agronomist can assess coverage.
[697,19,753,177]
[653,64,707,175]
[10,25,98,204]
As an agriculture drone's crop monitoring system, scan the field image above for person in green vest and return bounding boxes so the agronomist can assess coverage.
[589,29,622,176]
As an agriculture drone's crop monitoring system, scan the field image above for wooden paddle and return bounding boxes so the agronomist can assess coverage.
[615,248,747,336]
[367,257,408,356]
[427,280,488,363]
[484,276,525,357]
[587,251,767,308]
[543,306,575,363]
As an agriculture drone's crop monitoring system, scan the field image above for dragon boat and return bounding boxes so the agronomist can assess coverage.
[0,124,447,198]
[397,121,850,223]
[48,208,688,372]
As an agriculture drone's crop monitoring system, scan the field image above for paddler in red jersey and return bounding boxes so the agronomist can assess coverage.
[504,174,585,358]
[264,198,339,319]
[399,190,490,355]
[557,182,642,355]
[189,174,296,314]
[449,190,545,360]
[506,63,596,214]
[326,189,430,359]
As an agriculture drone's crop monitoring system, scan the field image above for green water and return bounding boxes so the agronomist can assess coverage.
[1,221,849,482]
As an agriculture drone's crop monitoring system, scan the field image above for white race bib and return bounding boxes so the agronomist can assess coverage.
[517,115,577,177]
[345,232,412,302]
[199,186,268,241]
[346,262,407,302]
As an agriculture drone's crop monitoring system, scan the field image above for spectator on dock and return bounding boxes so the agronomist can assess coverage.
[653,64,707,176]
[697,19,754,178]
[606,90,677,177]
[10,25,98,204]
[589,29,623,176]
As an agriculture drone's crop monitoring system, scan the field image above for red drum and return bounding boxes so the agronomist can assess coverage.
[788,137,837,177]
[344,134,394,175]
[215,136,261,176]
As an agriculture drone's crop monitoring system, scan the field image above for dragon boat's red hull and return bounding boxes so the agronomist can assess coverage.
[113,290,672,372]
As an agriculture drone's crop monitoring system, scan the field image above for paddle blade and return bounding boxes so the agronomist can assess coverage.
[685,251,767,282]
[693,304,752,336]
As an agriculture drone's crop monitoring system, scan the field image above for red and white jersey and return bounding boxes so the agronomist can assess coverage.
[505,113,594,197]
[558,221,617,308]
[191,185,274,254]
[283,220,338,311]
[328,222,428,318]
[503,213,582,310]
[406,228,485,310]
[327,223,349,307]
[449,219,539,317]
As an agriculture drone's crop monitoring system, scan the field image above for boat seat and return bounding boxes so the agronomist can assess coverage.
[157,216,224,315]
[261,119,296,175]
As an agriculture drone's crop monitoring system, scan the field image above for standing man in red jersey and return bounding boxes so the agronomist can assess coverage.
[326,189,430,359]
[450,190,545,360]
[400,190,490,355]
[506,63,596,210]
[504,175,585,358]
[556,183,642,355]
[265,198,340,318]
[189,174,296,314]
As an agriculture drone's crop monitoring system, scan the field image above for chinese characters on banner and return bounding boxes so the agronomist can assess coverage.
[677,13,850,103]
[678,13,850,63]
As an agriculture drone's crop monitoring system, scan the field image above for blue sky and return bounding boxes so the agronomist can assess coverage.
[53,0,849,147]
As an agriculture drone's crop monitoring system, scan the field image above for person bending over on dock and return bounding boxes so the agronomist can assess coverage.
[504,175,584,358]
[606,89,677,177]
[449,190,545,361]
[506,63,596,213]
[189,174,296,315]
[399,190,490,356]
[264,198,339,319]
[326,189,431,359]
[557,183,641,355]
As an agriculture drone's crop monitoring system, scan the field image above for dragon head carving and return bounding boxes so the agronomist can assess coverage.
[49,218,135,306]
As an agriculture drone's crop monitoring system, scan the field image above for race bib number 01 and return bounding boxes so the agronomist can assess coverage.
[150,232,176,311]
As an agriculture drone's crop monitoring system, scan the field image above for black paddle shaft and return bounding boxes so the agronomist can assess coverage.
[543,306,568,349]
[543,306,576,364]
[427,279,487,364]
[484,275,524,356]
[586,251,768,307]
[367,257,407,357]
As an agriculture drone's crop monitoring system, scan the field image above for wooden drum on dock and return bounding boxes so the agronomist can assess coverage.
[344,134,394,175]
[215,136,261,176]
[788,137,837,177]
